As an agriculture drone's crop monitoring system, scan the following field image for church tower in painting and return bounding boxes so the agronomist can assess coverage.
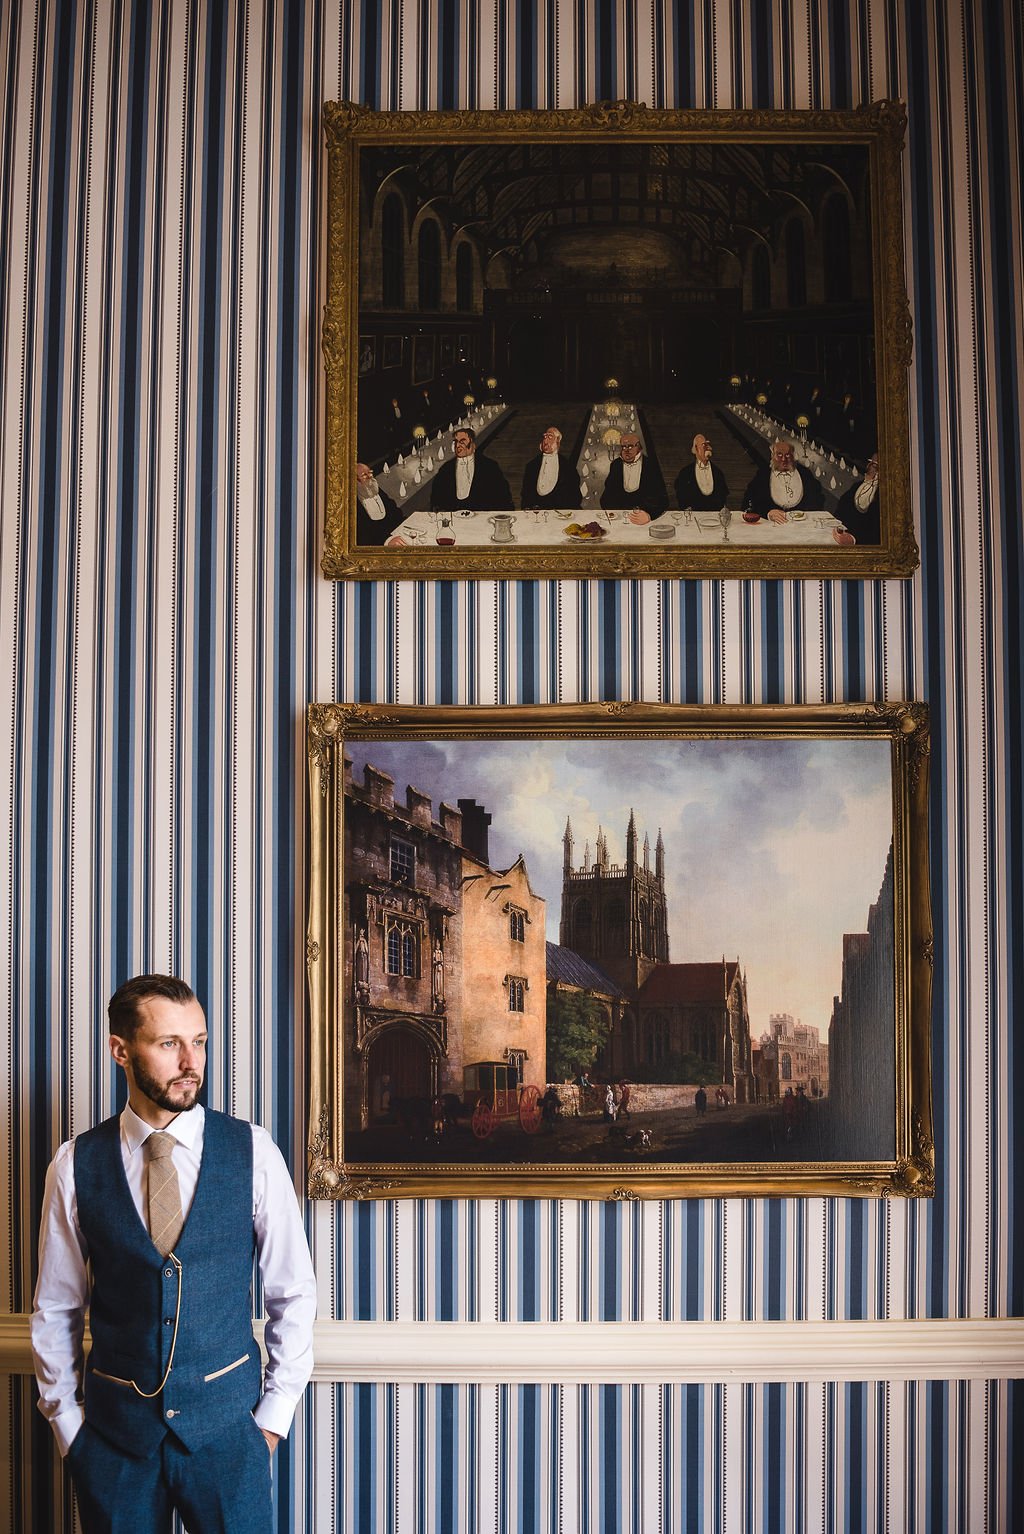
[558,810,670,994]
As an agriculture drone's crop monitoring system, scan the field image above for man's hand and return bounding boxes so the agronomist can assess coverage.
[768,508,788,525]
[260,1428,280,1455]
[628,509,651,525]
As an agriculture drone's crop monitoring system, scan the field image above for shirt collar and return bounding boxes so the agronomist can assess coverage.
[121,1100,205,1159]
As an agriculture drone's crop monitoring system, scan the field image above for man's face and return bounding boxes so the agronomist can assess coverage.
[771,442,795,472]
[693,435,712,465]
[110,997,207,1119]
[356,463,376,495]
[453,432,475,458]
[620,436,642,464]
[540,428,560,454]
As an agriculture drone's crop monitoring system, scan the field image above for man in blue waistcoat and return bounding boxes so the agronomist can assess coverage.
[31,974,317,1534]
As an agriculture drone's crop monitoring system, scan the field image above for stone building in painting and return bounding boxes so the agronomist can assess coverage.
[755,1013,830,1104]
[550,811,754,1100]
[343,758,546,1130]
[827,846,896,1158]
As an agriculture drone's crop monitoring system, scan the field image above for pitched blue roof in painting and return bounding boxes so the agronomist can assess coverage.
[546,942,626,998]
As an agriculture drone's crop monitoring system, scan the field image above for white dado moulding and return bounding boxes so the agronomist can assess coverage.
[2,1317,1022,1384]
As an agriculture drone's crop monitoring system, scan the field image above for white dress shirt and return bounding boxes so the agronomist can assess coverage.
[30,1103,316,1456]
[854,478,878,511]
[694,460,714,496]
[768,468,803,508]
[622,458,643,494]
[360,492,387,521]
[455,456,475,499]
[536,452,559,497]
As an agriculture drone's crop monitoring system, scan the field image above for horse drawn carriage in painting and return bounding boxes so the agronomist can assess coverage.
[453,1060,543,1139]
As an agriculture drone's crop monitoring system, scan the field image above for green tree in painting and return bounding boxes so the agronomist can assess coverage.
[546,989,609,1081]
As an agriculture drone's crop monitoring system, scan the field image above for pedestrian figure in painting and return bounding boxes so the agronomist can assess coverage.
[694,1086,708,1116]
[541,1086,560,1133]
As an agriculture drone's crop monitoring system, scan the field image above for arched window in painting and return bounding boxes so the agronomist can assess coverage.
[386,919,418,978]
[401,929,416,978]
[638,899,651,956]
[752,243,771,309]
[418,220,442,310]
[823,194,853,302]
[381,194,404,308]
[785,219,807,307]
[574,899,593,951]
[781,1052,793,1081]
[455,242,474,311]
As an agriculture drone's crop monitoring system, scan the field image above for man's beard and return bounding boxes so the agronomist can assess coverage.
[132,1059,202,1114]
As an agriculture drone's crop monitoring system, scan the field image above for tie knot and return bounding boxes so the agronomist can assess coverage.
[146,1131,176,1161]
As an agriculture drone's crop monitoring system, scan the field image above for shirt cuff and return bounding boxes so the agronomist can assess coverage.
[52,1405,86,1458]
[253,1390,299,1439]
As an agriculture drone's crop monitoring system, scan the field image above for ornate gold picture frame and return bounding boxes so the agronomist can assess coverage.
[323,100,916,580]
[306,701,933,1199]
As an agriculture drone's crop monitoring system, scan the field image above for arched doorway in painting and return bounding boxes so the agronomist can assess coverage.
[367,1027,434,1118]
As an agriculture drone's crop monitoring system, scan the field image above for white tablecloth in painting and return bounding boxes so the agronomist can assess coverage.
[387,506,847,548]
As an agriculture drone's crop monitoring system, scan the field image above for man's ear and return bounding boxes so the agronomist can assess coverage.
[109,1034,130,1069]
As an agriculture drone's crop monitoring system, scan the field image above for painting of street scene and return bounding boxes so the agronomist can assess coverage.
[337,732,898,1172]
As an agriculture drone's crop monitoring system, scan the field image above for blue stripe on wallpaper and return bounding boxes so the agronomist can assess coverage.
[3,0,1023,1529]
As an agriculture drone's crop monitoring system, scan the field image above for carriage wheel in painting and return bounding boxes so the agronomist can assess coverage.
[518,1085,543,1135]
[471,1101,493,1138]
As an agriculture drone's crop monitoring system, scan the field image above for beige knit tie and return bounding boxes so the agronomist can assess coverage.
[145,1132,184,1256]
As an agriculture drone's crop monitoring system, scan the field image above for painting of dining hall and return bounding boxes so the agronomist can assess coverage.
[353,135,883,552]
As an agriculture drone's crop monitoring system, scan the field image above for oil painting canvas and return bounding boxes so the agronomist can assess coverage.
[306,703,933,1199]
[323,101,915,580]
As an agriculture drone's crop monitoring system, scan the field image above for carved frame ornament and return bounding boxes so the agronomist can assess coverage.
[323,99,916,581]
[306,700,933,1199]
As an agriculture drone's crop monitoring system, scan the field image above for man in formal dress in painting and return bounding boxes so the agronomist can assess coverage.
[520,426,582,511]
[834,451,882,545]
[430,427,513,514]
[31,974,316,1534]
[600,433,669,522]
[742,437,825,522]
[356,461,405,544]
[674,433,730,512]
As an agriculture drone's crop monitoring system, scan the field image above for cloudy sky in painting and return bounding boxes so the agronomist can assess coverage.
[346,736,894,1038]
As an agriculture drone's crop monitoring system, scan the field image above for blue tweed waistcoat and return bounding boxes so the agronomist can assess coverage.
[74,1109,261,1457]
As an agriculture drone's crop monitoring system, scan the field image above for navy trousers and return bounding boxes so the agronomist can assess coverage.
[66,1414,274,1534]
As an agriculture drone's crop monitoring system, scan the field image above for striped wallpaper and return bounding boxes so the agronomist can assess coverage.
[2,0,1021,1529]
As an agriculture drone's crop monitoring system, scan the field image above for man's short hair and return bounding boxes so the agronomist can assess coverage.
[108,974,197,1039]
[455,427,477,443]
